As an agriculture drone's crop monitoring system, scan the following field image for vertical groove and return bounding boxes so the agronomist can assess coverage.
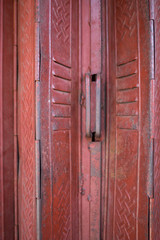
[0,0,4,238]
[13,1,18,238]
[149,1,155,239]
[113,0,117,238]
[136,0,141,238]
[35,1,41,239]
[49,0,52,238]
[78,0,82,239]
[148,2,155,201]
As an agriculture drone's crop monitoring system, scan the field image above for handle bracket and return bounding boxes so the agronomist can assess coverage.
[95,73,101,138]
[85,73,91,137]
[85,73,101,139]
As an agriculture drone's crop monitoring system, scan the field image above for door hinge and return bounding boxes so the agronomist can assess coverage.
[149,19,155,81]
[35,81,41,197]
[149,0,154,20]
[148,0,155,205]
[35,81,41,239]
[148,197,154,240]
[15,135,19,240]
[149,2,155,239]
[35,139,41,240]
[35,80,41,240]
[148,81,155,198]
[35,140,41,199]
[148,138,154,198]
[151,80,155,139]
[35,8,41,197]
[35,0,40,82]
[35,81,41,140]
[149,0,155,80]
[35,2,41,237]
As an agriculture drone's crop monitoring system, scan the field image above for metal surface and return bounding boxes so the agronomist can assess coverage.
[149,198,154,240]
[150,20,155,81]
[106,0,151,239]
[95,73,101,138]
[0,1,14,239]
[86,73,91,137]
[86,72,101,139]
[13,0,160,239]
[0,2,3,237]
[40,0,79,239]
[18,0,36,239]
[90,142,101,239]
[13,1,18,239]
[81,0,105,239]
[154,0,160,238]
[91,0,101,74]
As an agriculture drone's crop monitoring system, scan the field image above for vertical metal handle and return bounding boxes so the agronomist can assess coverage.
[86,73,91,137]
[95,73,101,138]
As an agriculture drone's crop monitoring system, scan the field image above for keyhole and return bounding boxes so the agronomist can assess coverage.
[92,132,96,142]
[92,74,96,82]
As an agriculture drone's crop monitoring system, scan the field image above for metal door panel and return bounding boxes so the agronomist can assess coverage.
[40,0,79,239]
[90,142,101,239]
[0,1,14,239]
[18,0,36,239]
[16,0,154,239]
[106,0,151,239]
[14,0,160,238]
[154,0,160,238]
[81,0,106,239]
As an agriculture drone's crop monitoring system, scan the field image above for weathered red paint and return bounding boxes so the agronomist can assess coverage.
[1,0,160,239]
[13,1,18,239]
[106,0,151,239]
[154,0,160,239]
[90,142,101,238]
[40,0,79,239]
[81,0,106,239]
[0,0,14,239]
[0,2,3,236]
[18,0,36,239]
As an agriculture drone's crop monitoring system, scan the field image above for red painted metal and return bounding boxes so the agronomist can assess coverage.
[0,0,15,239]
[81,0,106,239]
[154,0,160,239]
[95,73,101,138]
[18,0,36,239]
[40,0,79,239]
[90,142,101,238]
[13,1,18,239]
[0,0,159,239]
[85,73,91,137]
[0,2,3,237]
[106,0,151,239]
[11,0,160,239]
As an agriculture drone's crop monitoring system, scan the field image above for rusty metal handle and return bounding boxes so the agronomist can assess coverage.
[85,73,91,137]
[95,73,101,138]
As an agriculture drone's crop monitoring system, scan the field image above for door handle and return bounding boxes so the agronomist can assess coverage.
[85,73,101,139]
[85,73,91,137]
[95,73,101,138]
